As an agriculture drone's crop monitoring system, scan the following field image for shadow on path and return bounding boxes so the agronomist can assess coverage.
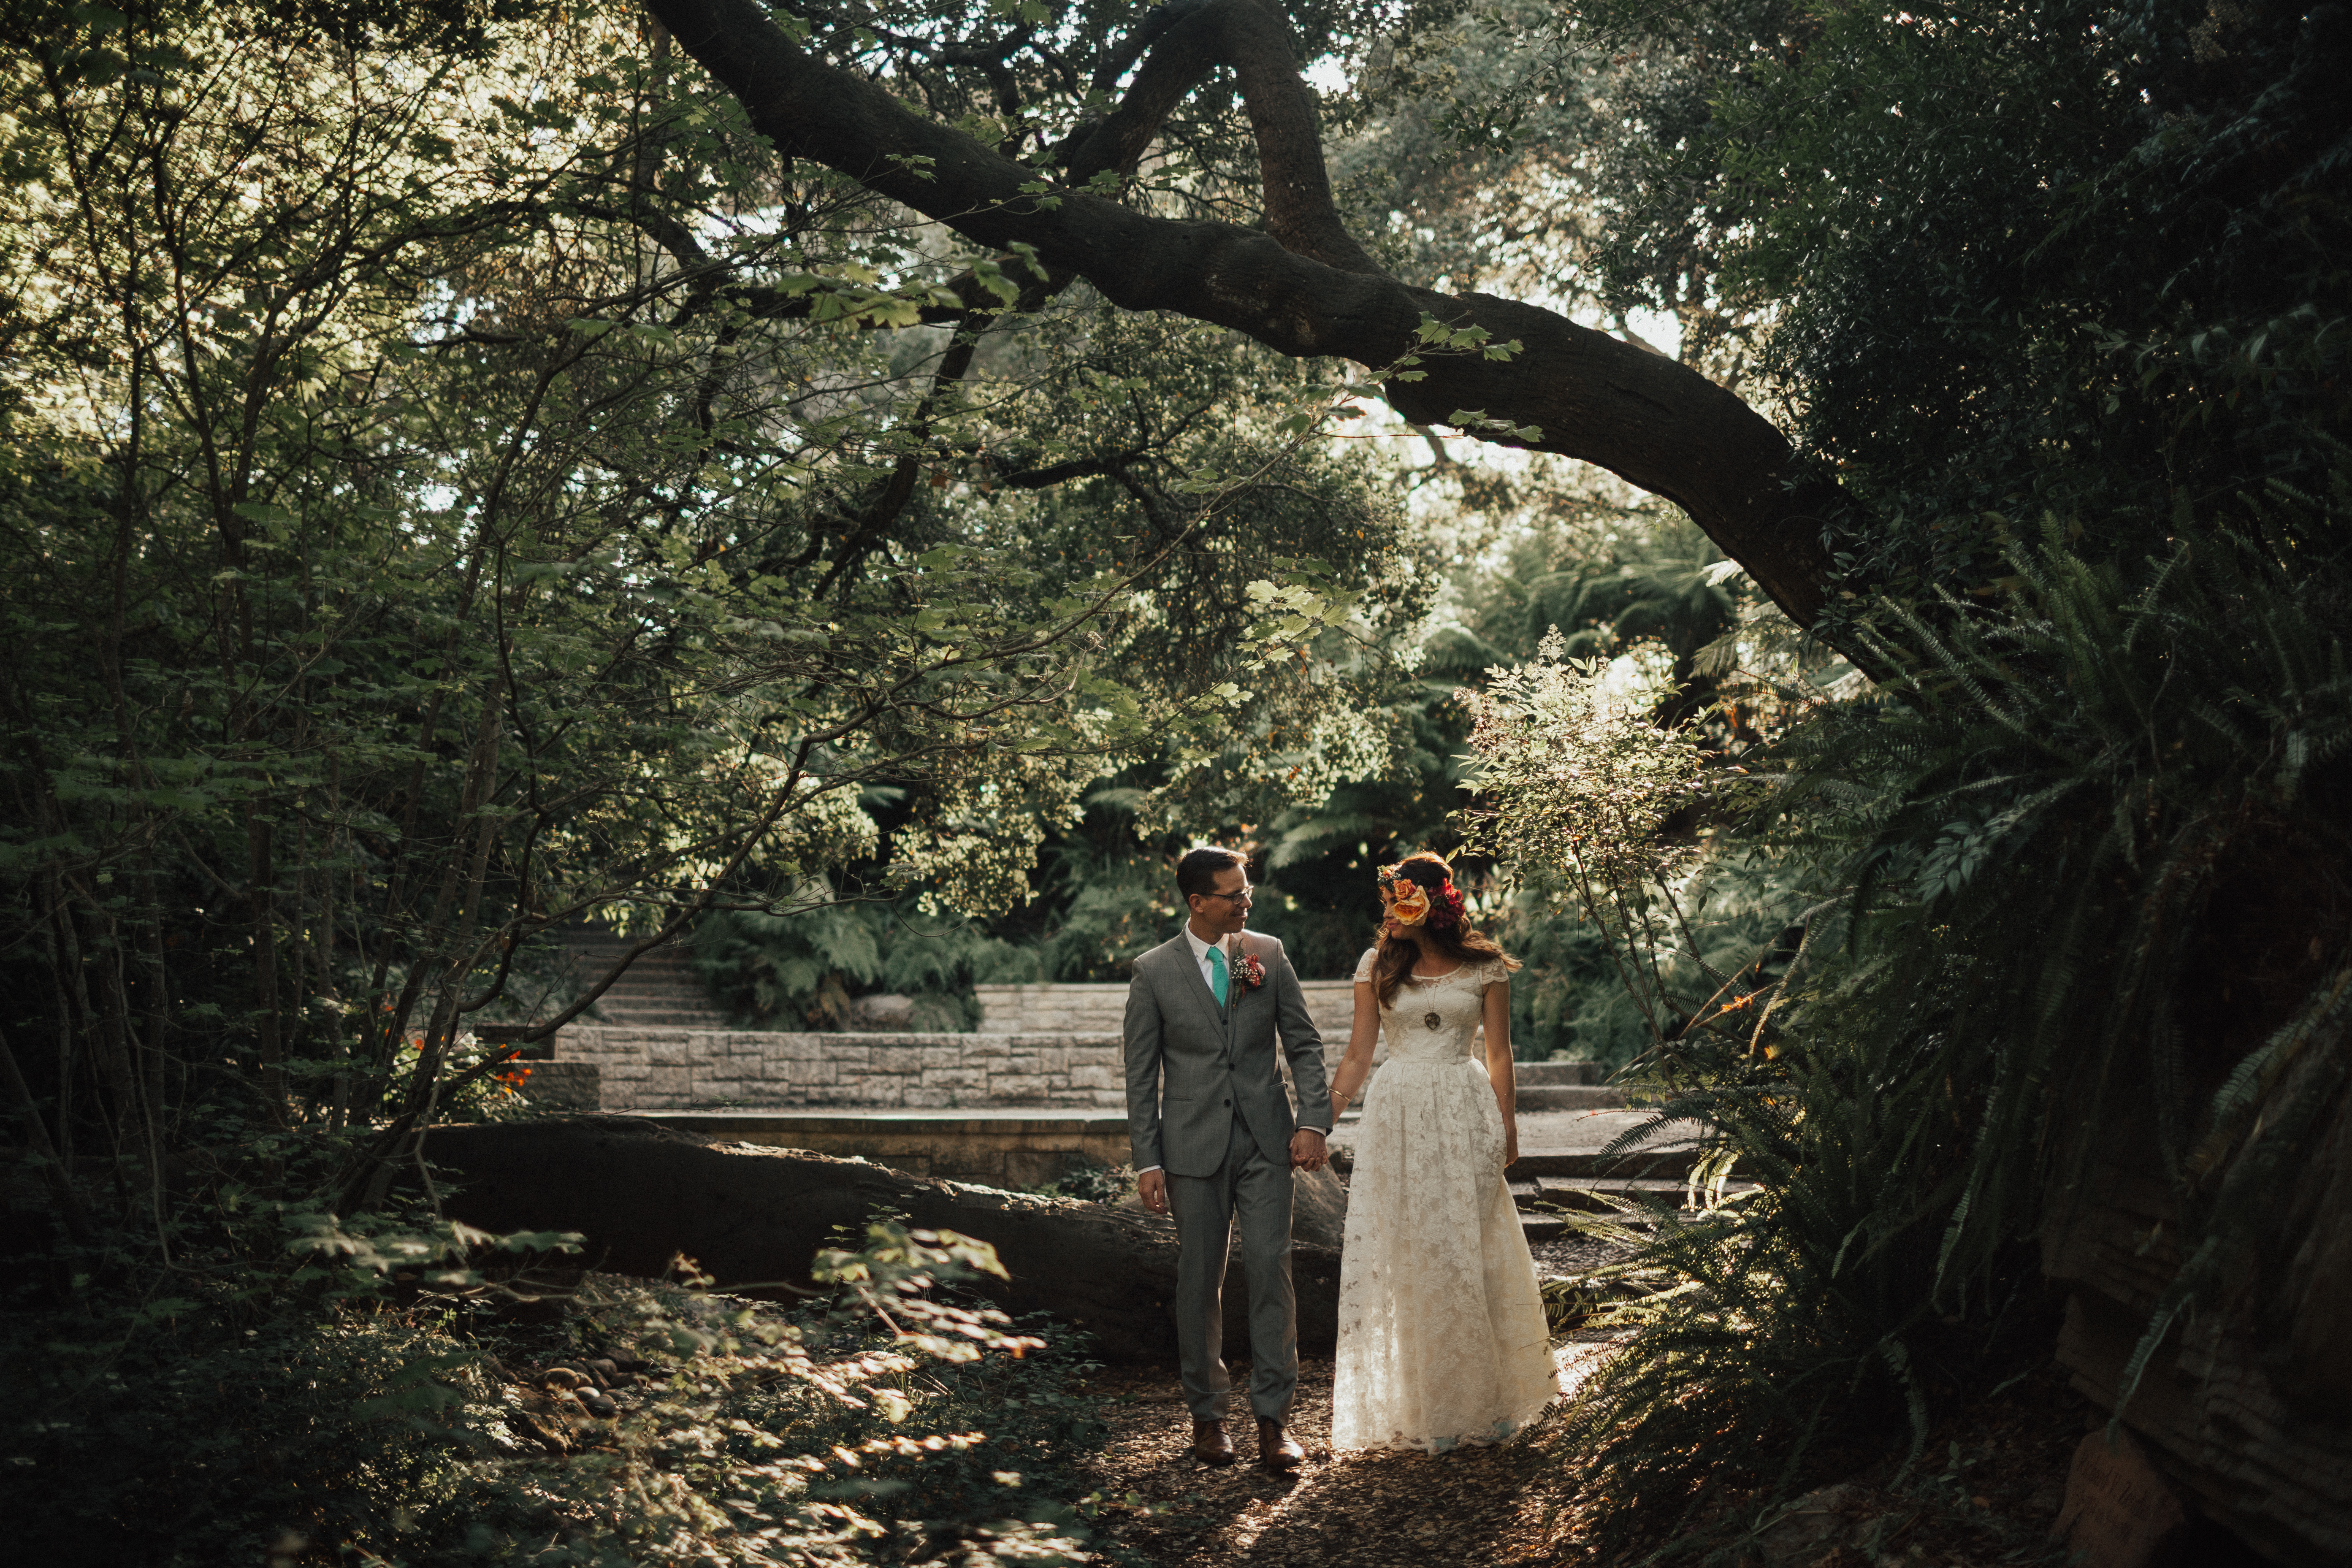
[1073,1357,1596,1567]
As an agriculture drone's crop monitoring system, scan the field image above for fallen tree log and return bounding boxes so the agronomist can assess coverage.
[420,1115,1342,1363]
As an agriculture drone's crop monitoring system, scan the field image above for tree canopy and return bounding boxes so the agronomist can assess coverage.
[2,0,2349,1557]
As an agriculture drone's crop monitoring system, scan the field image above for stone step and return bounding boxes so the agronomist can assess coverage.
[1511,1176,1699,1213]
[1516,1085,1625,1111]
[1517,1176,1753,1243]
[572,963,701,981]
[586,991,720,1007]
[1515,1062,1605,1086]
[578,1006,715,1020]
[1512,1146,1706,1180]
[558,927,684,947]
[556,927,721,1026]
[560,939,696,966]
[572,962,701,983]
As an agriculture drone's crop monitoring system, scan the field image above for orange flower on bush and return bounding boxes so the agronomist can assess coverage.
[1387,880,1432,926]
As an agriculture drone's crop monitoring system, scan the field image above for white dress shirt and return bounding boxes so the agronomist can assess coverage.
[1184,923,1230,996]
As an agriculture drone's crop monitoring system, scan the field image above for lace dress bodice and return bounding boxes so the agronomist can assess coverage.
[1356,950,1508,1067]
[1332,946,1558,1452]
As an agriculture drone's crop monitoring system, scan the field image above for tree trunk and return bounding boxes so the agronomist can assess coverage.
[639,0,1848,633]
[420,1115,1341,1364]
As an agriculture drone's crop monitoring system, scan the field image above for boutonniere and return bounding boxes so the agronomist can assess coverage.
[1231,942,1267,991]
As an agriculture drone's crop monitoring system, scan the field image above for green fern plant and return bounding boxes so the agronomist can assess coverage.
[1542,507,2352,1554]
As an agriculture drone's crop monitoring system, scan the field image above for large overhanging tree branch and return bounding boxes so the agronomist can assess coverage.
[642,0,1851,630]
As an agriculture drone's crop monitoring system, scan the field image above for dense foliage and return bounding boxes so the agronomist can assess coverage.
[0,5,1422,1552]
[1569,0,2351,600]
[5,0,2347,1556]
[3,1199,1115,1565]
[1365,0,2352,1548]
[0,0,1431,1199]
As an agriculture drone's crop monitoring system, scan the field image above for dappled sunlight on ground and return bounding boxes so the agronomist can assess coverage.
[1072,1356,1599,1566]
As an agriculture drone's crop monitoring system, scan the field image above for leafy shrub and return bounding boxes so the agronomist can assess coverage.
[0,1204,1111,1565]
[378,1030,542,1122]
[1023,1163,1138,1206]
[693,894,1037,1031]
[1501,515,2352,1549]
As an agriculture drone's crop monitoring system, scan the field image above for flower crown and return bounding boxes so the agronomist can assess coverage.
[1378,862,1465,930]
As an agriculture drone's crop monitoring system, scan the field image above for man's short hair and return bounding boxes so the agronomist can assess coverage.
[1176,845,1249,900]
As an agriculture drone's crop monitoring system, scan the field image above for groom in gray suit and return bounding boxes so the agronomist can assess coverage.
[1125,846,1333,1471]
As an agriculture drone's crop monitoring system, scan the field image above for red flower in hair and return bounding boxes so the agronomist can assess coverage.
[1380,861,1468,929]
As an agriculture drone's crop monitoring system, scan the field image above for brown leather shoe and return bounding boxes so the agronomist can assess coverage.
[1190,1417,1236,1466]
[1256,1416,1304,1472]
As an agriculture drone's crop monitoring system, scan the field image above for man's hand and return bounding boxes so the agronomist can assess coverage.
[1289,1129,1328,1172]
[1137,1167,1169,1214]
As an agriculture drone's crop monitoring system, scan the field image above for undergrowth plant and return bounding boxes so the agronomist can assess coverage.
[1493,508,2352,1555]
[2,1198,1114,1565]
[691,892,1030,1032]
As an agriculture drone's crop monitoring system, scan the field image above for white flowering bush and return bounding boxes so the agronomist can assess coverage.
[1458,633,1716,1044]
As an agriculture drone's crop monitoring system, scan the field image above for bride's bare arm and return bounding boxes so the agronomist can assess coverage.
[1483,978,1520,1167]
[1327,981,1382,1121]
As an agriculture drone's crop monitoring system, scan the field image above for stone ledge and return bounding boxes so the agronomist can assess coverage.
[644,1108,1130,1135]
[544,1021,1375,1113]
[636,1108,1133,1185]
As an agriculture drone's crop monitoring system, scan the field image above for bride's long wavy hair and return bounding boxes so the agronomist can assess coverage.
[1372,852,1519,1008]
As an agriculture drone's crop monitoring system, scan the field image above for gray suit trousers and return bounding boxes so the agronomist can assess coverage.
[1168,1112,1297,1422]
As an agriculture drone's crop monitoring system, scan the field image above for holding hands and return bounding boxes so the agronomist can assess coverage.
[1133,1127,1328,1216]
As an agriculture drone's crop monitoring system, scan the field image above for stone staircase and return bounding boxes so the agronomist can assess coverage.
[1508,1134,1745,1242]
[1510,1169,1713,1242]
[1512,1059,1618,1111]
[1514,1064,1723,1242]
[558,928,732,1030]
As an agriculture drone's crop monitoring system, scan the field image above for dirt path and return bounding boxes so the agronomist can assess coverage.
[1068,1349,2097,1568]
[1070,1354,1610,1568]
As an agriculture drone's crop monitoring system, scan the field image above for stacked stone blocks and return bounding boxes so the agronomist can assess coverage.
[548,978,1363,1113]
[553,1028,1129,1112]
[971,979,1356,1038]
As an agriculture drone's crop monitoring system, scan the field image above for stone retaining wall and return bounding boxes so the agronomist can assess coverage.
[545,975,1380,1114]
[973,978,1358,1037]
[552,1028,1128,1111]
[544,1010,1392,1113]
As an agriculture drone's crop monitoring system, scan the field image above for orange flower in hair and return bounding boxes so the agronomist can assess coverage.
[1387,878,1432,926]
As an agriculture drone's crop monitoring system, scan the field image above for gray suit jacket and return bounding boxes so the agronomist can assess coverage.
[1123,930,1333,1178]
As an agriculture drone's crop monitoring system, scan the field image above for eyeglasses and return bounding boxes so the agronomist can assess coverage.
[1197,887,1255,905]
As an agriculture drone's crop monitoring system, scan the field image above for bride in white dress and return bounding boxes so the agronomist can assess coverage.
[1326,853,1558,1452]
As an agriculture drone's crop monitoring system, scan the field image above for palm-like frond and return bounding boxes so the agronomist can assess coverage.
[1553,510,2352,1554]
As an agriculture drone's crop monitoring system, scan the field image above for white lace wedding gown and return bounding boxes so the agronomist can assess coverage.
[1331,948,1559,1452]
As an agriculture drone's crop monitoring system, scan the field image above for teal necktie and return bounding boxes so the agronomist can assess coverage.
[1208,944,1229,1007]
